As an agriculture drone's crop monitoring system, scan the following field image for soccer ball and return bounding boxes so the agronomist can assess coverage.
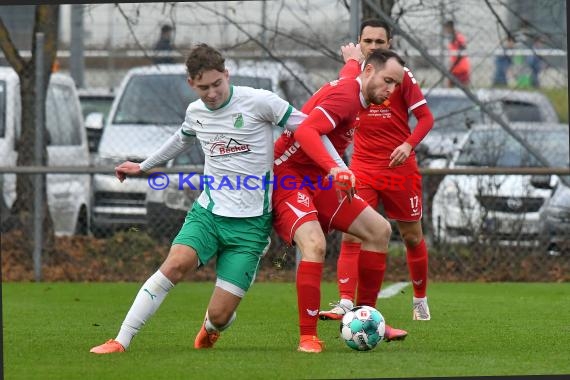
[340,306,386,351]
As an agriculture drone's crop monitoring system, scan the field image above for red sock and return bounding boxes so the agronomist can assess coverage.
[406,239,428,298]
[296,260,323,336]
[355,250,386,308]
[337,241,360,301]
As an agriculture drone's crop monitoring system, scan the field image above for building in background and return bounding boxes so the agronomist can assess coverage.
[0,1,566,89]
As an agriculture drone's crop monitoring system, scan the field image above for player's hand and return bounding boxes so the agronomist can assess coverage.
[389,142,413,168]
[340,43,365,64]
[329,167,356,202]
[115,161,143,182]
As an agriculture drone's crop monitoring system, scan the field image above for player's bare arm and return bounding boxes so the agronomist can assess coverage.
[115,161,143,182]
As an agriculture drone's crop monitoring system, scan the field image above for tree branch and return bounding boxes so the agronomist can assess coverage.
[0,16,26,73]
[194,2,314,96]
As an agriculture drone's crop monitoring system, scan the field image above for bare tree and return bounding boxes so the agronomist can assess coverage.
[0,5,59,247]
[363,0,395,20]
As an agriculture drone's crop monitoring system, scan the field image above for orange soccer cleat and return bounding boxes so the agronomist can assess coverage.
[194,324,220,349]
[384,324,408,342]
[297,335,324,353]
[89,339,126,354]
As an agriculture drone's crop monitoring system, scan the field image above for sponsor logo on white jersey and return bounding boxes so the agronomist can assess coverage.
[209,138,251,157]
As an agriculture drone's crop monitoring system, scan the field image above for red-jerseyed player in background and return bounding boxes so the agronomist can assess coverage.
[272,49,408,353]
[319,19,434,322]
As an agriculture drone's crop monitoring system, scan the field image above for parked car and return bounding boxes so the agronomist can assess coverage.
[414,87,561,241]
[78,87,115,153]
[539,180,570,255]
[431,123,569,246]
[0,67,91,236]
[413,88,560,168]
[93,61,313,236]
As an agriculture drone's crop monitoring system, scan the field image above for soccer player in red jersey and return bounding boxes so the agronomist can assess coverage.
[272,49,408,353]
[318,19,434,322]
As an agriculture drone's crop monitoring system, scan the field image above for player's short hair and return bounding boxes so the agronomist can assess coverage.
[185,43,225,80]
[364,48,405,70]
[359,19,392,40]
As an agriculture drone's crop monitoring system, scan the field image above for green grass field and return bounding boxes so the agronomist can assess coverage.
[2,282,569,379]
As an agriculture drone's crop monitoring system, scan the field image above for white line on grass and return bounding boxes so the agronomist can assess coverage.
[378,281,410,299]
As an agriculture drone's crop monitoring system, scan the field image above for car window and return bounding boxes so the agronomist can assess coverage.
[279,79,311,109]
[113,74,197,125]
[0,81,5,138]
[80,96,114,121]
[46,84,81,146]
[412,94,483,132]
[501,100,543,122]
[113,73,273,126]
[45,86,58,145]
[455,129,569,167]
[231,75,272,91]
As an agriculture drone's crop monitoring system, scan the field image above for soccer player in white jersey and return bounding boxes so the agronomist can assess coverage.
[90,43,315,353]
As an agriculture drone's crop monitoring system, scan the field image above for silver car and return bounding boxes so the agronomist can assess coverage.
[431,123,569,246]
[0,68,91,236]
[414,87,559,168]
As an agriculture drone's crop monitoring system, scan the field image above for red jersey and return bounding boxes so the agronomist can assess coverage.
[340,60,430,169]
[274,76,366,180]
[448,32,471,75]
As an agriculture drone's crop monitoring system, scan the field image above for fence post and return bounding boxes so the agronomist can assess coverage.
[70,4,85,88]
[33,32,45,282]
[350,0,361,43]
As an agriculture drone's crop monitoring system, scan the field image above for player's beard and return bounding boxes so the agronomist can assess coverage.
[367,90,387,105]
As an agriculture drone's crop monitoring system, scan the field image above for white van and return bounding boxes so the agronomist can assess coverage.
[0,67,91,235]
[92,60,313,235]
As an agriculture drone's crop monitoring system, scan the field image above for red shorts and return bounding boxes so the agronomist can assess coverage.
[272,169,368,244]
[351,160,423,222]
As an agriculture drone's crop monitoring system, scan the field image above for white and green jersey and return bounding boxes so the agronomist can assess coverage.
[180,85,296,218]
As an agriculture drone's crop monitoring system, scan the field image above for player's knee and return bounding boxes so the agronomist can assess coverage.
[377,218,392,244]
[401,231,423,247]
[160,245,197,283]
[297,231,326,261]
[358,217,391,246]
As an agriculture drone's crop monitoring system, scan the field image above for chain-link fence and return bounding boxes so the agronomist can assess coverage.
[1,1,568,282]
